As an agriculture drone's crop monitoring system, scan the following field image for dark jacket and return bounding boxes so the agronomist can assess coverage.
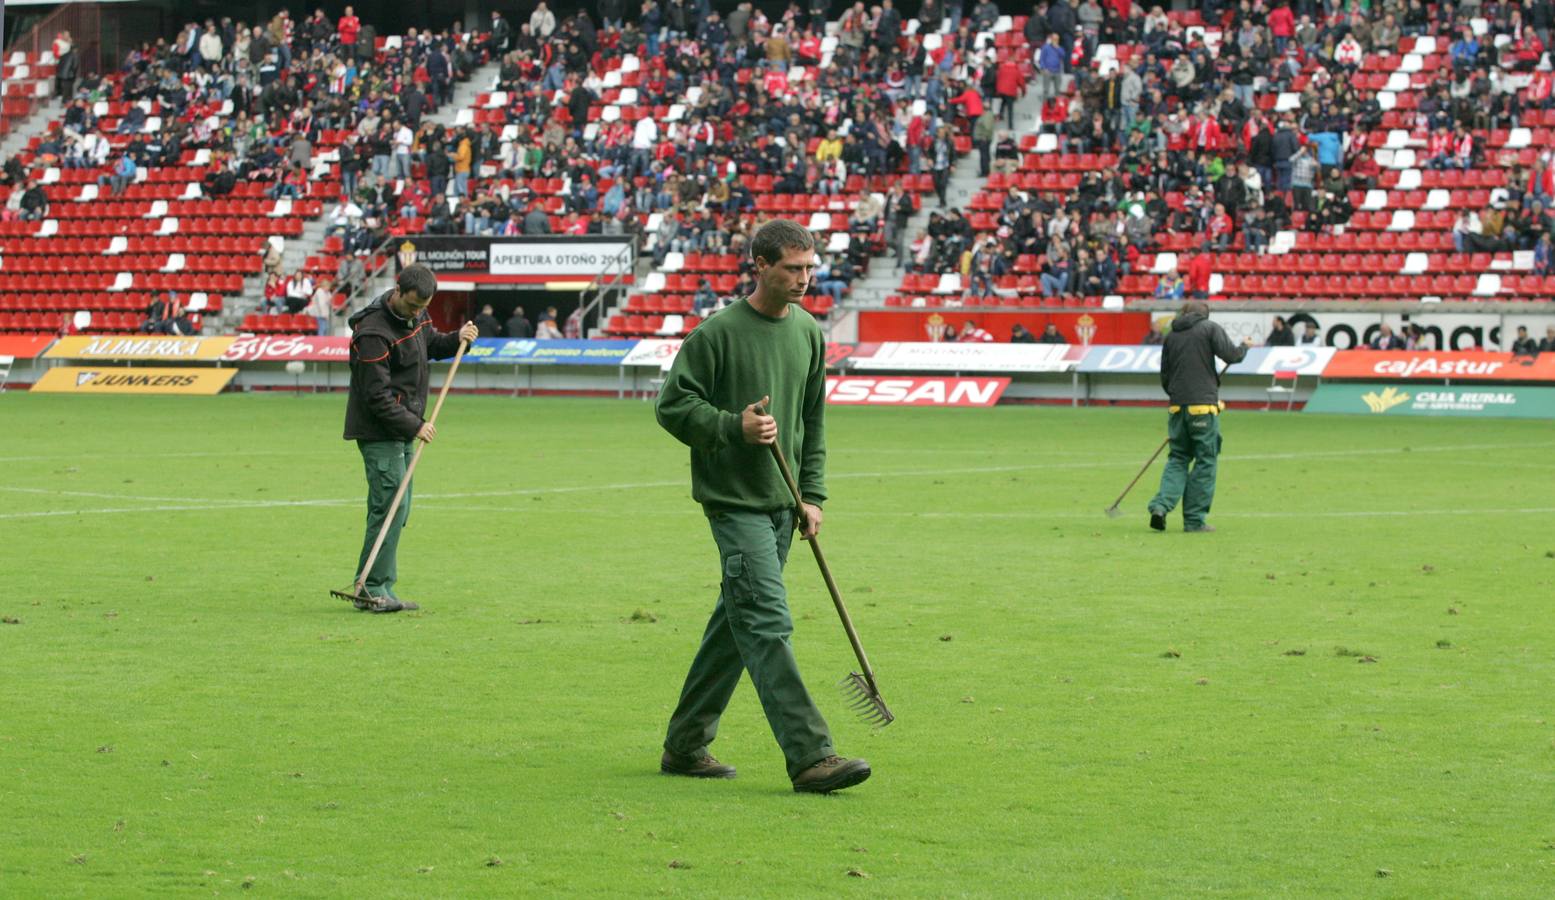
[505,313,533,338]
[344,291,462,441]
[1159,309,1247,406]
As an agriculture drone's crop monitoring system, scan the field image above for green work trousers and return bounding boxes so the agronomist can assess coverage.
[1148,410,1222,529]
[664,508,835,779]
[356,439,416,598]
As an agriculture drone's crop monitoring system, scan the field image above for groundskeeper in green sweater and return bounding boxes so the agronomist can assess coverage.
[653,218,871,795]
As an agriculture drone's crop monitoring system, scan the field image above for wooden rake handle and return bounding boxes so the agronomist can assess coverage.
[762,432,881,690]
[354,338,470,593]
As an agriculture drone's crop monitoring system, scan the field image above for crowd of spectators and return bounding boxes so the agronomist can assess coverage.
[2,0,1007,322]
[904,0,1555,303]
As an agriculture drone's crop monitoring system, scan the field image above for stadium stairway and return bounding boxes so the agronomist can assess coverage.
[844,84,1055,311]
[0,99,61,163]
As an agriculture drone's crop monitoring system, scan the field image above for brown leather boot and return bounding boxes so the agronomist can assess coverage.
[660,750,737,779]
[791,756,871,794]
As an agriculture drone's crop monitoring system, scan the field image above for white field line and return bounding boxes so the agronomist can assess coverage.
[0,485,259,504]
[400,504,1555,521]
[1,441,1549,522]
[0,449,338,463]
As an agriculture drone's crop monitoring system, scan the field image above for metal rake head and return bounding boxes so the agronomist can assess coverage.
[841,672,895,729]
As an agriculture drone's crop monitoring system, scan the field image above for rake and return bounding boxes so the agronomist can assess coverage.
[331,338,469,608]
[762,422,894,729]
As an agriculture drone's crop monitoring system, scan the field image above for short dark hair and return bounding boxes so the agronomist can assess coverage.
[750,218,815,267]
[397,264,437,301]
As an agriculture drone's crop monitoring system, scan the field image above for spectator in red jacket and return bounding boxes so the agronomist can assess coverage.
[1268,3,1295,54]
[949,80,985,122]
[995,58,1024,128]
[1186,248,1213,298]
[337,6,361,46]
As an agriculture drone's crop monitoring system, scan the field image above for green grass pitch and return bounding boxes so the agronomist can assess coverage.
[2,393,1554,896]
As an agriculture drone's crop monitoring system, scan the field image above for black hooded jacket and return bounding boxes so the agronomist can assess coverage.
[343,290,462,441]
[1159,309,1247,406]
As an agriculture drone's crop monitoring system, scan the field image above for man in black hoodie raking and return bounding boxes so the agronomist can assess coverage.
[343,264,478,612]
[1146,301,1252,534]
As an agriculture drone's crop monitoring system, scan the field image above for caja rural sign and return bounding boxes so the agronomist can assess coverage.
[44,335,236,361]
[824,376,1011,407]
[1304,382,1555,418]
[31,366,237,395]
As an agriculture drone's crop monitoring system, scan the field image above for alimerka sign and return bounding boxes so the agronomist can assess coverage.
[824,376,1010,406]
[1322,351,1555,382]
[44,336,236,362]
[31,366,237,395]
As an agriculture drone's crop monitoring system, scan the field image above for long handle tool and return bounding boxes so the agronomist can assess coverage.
[762,417,894,728]
[332,339,469,604]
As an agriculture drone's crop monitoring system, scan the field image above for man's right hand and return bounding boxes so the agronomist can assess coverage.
[416,421,437,443]
[742,396,777,445]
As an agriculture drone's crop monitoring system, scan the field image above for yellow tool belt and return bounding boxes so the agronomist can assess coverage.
[1168,403,1225,415]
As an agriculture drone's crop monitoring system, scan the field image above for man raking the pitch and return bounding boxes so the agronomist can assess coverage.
[655,219,874,794]
[1146,300,1252,533]
[336,263,477,613]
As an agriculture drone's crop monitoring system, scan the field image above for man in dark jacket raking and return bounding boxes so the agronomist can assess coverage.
[1147,301,1253,533]
[343,264,477,612]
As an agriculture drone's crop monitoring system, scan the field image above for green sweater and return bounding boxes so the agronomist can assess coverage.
[655,299,828,513]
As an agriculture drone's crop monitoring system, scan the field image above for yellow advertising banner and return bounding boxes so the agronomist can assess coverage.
[43,335,236,362]
[31,366,237,395]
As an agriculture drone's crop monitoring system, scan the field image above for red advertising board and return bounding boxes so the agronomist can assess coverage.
[858,310,1151,344]
[824,376,1011,406]
[220,334,352,362]
[1323,351,1555,382]
[0,335,57,359]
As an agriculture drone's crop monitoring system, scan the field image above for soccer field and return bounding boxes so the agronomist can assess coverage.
[3,394,1553,896]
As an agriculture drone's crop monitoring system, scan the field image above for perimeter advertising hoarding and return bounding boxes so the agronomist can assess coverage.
[220,335,352,362]
[824,376,1011,406]
[44,336,236,361]
[857,311,1152,344]
[31,366,238,395]
[392,236,635,284]
[1207,312,1554,352]
[620,339,681,368]
[848,342,1086,373]
[462,338,638,365]
[622,341,859,369]
[1076,346,1336,375]
[0,335,56,359]
[1323,351,1555,382]
[1304,383,1555,418]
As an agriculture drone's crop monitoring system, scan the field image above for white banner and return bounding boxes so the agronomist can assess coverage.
[488,241,634,278]
[1208,312,1554,352]
[1250,346,1335,375]
[850,342,1083,373]
[620,338,683,368]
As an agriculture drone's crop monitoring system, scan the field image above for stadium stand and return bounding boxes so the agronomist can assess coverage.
[0,12,487,337]
[3,1,1550,344]
[881,2,1555,316]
